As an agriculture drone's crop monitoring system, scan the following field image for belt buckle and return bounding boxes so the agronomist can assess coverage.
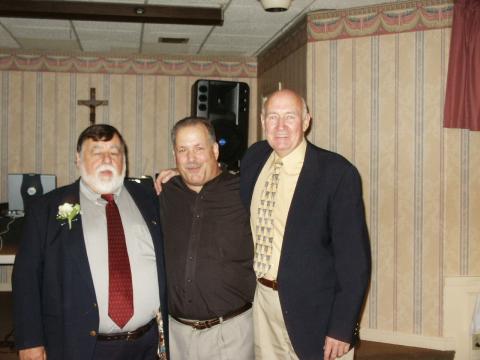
[193,320,203,329]
[126,331,134,341]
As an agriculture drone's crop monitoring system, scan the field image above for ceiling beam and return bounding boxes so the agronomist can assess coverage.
[0,1,223,26]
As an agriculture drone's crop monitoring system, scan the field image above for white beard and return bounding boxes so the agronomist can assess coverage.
[80,162,126,194]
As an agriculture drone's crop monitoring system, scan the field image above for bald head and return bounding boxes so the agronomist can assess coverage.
[262,89,308,119]
[261,89,311,158]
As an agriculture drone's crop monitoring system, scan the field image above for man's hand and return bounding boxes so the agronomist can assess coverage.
[154,169,179,195]
[19,346,46,360]
[324,336,350,360]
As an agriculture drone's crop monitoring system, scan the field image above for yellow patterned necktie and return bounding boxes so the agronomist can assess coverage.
[254,159,283,277]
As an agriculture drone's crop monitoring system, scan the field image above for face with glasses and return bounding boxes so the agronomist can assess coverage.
[261,90,311,158]
[76,134,126,194]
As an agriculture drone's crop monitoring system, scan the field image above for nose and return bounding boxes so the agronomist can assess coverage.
[277,118,286,130]
[186,150,195,162]
[102,153,113,163]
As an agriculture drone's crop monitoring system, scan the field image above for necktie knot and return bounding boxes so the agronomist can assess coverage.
[101,194,115,203]
[273,159,283,172]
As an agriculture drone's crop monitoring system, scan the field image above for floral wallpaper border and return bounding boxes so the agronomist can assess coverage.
[0,51,257,78]
[308,0,453,41]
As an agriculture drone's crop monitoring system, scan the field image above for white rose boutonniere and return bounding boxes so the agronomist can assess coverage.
[57,203,81,229]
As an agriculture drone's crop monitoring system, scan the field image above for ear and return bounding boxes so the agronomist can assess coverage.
[172,149,176,163]
[75,152,81,168]
[260,114,266,131]
[302,114,311,132]
[213,142,220,160]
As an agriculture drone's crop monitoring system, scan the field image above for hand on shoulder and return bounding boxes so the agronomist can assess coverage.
[154,168,179,195]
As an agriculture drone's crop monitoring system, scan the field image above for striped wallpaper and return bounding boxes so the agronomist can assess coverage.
[309,20,480,340]
[308,29,448,337]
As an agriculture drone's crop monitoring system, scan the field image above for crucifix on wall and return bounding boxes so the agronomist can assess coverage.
[77,88,108,125]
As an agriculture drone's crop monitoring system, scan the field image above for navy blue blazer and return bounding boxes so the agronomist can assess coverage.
[12,180,169,360]
[240,141,371,359]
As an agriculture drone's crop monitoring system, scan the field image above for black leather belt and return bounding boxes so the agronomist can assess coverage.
[258,277,278,290]
[96,319,156,341]
[172,303,252,330]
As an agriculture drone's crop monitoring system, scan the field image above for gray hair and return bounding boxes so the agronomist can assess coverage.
[171,117,216,147]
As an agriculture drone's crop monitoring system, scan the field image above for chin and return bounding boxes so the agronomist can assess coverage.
[98,175,113,183]
[184,175,203,185]
[93,180,123,194]
[273,144,289,152]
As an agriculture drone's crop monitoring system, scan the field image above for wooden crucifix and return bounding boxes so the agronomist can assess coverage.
[77,88,108,125]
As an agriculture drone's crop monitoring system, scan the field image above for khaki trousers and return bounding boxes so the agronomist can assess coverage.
[169,308,254,360]
[254,283,355,360]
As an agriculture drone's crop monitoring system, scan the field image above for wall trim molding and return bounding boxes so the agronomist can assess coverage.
[444,276,480,360]
[0,50,257,77]
[360,328,456,351]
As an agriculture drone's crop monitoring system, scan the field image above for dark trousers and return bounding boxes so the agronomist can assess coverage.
[92,323,159,360]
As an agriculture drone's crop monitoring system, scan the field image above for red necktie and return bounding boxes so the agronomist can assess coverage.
[102,194,133,328]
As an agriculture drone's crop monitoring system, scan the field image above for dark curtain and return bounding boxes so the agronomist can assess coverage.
[444,0,480,131]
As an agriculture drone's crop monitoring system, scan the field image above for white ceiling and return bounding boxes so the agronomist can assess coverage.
[0,0,398,57]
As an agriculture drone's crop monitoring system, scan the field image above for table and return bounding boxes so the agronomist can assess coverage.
[0,216,22,264]
[0,216,22,291]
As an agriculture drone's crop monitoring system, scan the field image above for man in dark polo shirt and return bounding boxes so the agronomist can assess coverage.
[159,117,256,360]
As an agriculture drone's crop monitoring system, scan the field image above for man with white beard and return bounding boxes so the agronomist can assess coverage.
[12,124,169,360]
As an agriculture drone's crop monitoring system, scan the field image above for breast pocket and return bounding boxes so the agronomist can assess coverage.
[131,224,156,259]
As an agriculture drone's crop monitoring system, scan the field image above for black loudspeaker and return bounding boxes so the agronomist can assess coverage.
[192,80,249,171]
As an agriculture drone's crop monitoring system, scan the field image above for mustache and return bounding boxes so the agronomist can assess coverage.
[184,162,201,169]
[96,164,118,176]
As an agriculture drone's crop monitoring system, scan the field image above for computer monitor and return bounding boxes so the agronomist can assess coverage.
[7,173,56,216]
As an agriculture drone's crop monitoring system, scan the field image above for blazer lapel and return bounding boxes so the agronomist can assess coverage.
[281,143,319,254]
[124,181,159,239]
[61,181,96,298]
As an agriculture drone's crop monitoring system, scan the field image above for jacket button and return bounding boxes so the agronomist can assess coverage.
[93,303,97,308]
[89,330,97,337]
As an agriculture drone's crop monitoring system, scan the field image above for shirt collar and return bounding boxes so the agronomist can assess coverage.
[271,138,307,175]
[80,178,123,203]
[177,169,225,194]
